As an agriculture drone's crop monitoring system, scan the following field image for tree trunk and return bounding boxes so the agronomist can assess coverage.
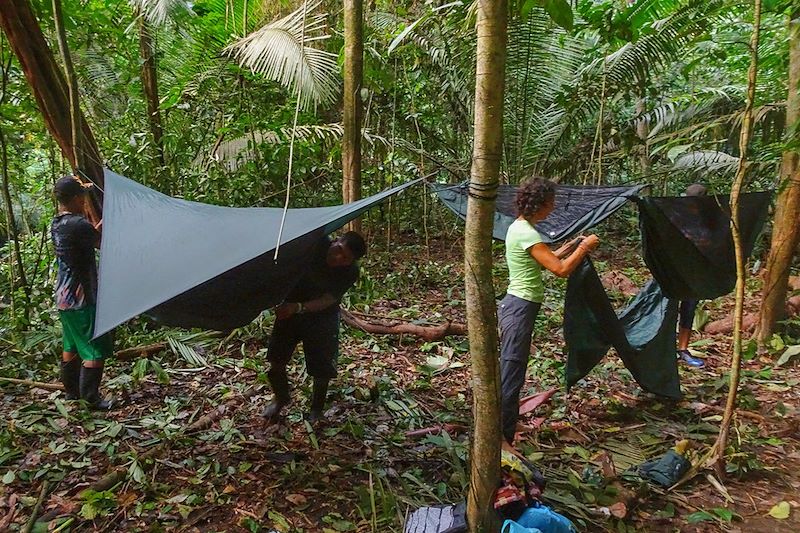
[713,0,761,477]
[758,10,800,344]
[51,0,79,167]
[0,128,28,302]
[0,39,28,305]
[0,0,104,188]
[137,12,166,183]
[635,86,650,173]
[465,0,506,529]
[342,0,363,233]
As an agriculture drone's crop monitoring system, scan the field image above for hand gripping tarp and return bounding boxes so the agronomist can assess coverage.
[94,170,421,337]
[430,183,648,242]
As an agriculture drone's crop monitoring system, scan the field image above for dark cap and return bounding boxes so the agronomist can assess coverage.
[54,175,87,202]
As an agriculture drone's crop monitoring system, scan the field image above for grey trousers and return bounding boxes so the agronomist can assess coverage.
[498,294,541,443]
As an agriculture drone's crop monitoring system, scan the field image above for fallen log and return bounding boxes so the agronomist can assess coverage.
[0,377,64,392]
[114,342,167,361]
[703,313,759,335]
[340,308,467,341]
[704,297,800,336]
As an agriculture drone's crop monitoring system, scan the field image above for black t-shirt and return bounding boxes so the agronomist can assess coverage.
[51,213,99,310]
[285,237,359,313]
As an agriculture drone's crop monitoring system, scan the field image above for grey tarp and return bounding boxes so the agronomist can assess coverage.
[94,170,420,337]
[430,183,648,242]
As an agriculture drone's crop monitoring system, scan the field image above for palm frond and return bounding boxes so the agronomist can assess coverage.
[535,0,726,172]
[672,150,738,173]
[224,0,339,110]
[204,124,389,170]
[131,0,193,25]
[504,8,588,177]
[634,86,742,136]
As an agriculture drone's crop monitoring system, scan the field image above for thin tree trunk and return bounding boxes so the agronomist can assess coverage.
[758,10,800,344]
[0,128,28,299]
[465,0,506,529]
[0,39,28,303]
[635,82,650,173]
[0,0,104,188]
[137,12,166,183]
[342,0,363,233]
[713,0,762,477]
[52,0,80,171]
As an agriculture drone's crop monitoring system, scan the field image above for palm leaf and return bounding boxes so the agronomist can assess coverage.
[131,0,193,25]
[535,0,726,172]
[206,124,389,170]
[672,150,738,173]
[224,0,339,110]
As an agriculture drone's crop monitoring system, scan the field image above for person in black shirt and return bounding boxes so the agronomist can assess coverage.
[261,231,366,422]
[51,176,113,410]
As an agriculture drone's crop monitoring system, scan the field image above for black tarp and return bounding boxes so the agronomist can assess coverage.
[94,170,421,337]
[430,183,648,242]
[564,260,681,398]
[565,192,771,398]
[637,192,772,300]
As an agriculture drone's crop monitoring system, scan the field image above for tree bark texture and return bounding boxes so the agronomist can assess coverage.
[758,10,800,344]
[465,0,507,529]
[342,0,363,233]
[138,14,166,175]
[0,0,103,187]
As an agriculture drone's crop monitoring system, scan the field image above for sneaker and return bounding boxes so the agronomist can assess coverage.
[678,350,705,368]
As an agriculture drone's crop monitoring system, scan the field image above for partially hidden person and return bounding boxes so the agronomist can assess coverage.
[676,182,708,368]
[261,231,366,423]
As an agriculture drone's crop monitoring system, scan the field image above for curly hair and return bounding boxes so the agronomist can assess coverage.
[515,178,556,218]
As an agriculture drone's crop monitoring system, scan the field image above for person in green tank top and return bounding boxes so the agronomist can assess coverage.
[499,178,599,446]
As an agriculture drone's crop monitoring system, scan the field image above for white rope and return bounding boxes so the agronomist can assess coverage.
[274,0,309,261]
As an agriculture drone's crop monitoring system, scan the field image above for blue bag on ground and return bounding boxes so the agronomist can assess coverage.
[501,503,576,533]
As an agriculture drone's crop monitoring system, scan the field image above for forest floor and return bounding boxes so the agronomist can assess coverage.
[1,233,799,532]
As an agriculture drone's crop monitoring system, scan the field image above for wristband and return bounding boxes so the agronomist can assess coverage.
[296,302,305,314]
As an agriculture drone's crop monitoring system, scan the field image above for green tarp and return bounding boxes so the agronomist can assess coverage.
[565,192,771,398]
[637,192,772,300]
[564,259,681,398]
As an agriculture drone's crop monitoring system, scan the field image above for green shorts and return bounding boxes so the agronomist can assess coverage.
[59,306,113,361]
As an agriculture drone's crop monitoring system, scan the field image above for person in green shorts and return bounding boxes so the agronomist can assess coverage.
[499,178,599,446]
[51,176,112,410]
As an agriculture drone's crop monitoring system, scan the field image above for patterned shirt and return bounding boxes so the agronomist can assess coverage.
[51,213,99,310]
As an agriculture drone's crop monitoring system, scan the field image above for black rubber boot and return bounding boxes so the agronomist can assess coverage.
[79,366,112,411]
[60,358,81,400]
[261,367,290,419]
[306,378,329,423]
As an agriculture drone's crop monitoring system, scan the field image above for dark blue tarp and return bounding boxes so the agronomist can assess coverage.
[430,182,649,242]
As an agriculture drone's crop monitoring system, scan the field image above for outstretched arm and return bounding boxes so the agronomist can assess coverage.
[530,234,599,278]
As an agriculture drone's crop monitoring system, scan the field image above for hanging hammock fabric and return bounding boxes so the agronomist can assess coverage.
[564,259,681,398]
[430,182,648,242]
[637,192,772,300]
[93,170,420,337]
[564,192,771,398]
